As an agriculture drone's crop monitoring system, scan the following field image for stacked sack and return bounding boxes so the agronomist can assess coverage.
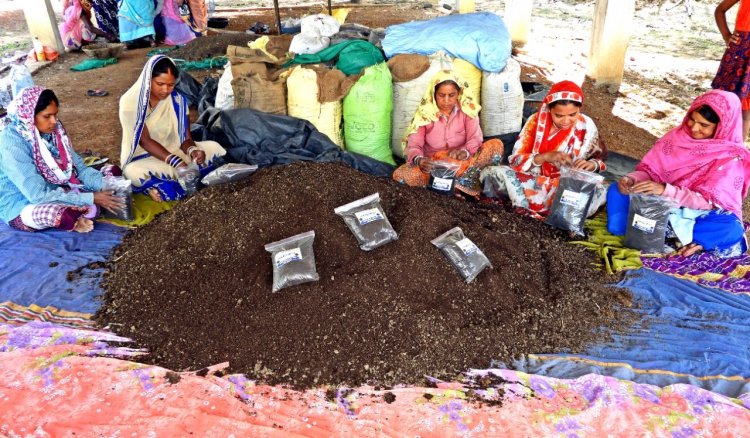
[480,58,524,137]
[286,65,350,148]
[343,62,395,165]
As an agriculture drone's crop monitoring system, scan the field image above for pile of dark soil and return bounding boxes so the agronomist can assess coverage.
[97,162,634,388]
[169,33,260,60]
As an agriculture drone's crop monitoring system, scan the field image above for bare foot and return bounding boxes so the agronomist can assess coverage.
[147,188,163,203]
[675,243,703,257]
[73,217,94,233]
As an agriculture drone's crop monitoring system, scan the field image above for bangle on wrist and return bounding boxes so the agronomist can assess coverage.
[187,145,199,157]
[461,149,470,160]
[165,154,184,168]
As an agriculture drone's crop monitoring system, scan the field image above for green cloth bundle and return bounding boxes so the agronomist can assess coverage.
[285,40,385,76]
[70,58,118,71]
[173,56,228,71]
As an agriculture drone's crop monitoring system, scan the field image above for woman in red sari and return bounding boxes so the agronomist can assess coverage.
[480,80,608,217]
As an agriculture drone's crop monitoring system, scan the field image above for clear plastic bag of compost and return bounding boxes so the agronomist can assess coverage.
[431,227,492,283]
[264,231,320,293]
[201,163,259,186]
[101,176,134,221]
[545,166,604,236]
[176,163,202,196]
[428,160,461,196]
[334,192,398,251]
[624,194,677,253]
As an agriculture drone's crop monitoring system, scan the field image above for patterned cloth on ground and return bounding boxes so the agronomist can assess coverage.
[1,321,749,436]
[579,212,750,294]
[392,138,503,196]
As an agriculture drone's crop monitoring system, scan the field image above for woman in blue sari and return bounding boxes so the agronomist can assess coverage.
[119,56,225,201]
[117,0,156,47]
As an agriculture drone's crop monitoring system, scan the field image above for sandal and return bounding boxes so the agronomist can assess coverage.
[86,89,109,97]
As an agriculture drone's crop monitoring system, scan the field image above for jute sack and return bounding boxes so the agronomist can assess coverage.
[232,72,288,115]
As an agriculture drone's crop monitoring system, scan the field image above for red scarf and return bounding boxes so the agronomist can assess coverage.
[515,81,585,177]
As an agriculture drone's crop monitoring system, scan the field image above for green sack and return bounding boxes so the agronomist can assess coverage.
[70,58,117,71]
[286,40,384,76]
[343,63,395,165]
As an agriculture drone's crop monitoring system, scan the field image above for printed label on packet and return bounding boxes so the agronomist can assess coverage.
[274,248,303,268]
[455,237,478,256]
[632,214,657,234]
[560,190,589,209]
[354,208,384,225]
[432,176,453,191]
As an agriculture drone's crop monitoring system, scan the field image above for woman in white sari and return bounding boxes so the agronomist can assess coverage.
[119,55,225,201]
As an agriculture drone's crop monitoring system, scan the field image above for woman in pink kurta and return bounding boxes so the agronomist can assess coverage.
[607,89,750,257]
[392,71,503,197]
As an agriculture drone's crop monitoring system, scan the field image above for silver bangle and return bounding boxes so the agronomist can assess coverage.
[186,145,199,157]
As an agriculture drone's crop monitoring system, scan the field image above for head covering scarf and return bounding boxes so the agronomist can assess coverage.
[119,55,188,167]
[6,86,77,186]
[636,89,750,219]
[400,70,481,154]
[525,80,586,177]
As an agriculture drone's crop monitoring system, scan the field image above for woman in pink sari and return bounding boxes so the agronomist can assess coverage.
[607,90,750,257]
[155,0,197,46]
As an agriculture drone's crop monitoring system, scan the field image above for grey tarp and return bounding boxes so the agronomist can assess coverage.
[192,107,395,178]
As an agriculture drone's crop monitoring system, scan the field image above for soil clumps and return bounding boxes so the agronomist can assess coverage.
[97,162,633,388]
[169,33,260,60]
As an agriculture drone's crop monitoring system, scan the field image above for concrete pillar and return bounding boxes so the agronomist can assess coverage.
[22,0,65,53]
[504,0,534,46]
[587,0,635,93]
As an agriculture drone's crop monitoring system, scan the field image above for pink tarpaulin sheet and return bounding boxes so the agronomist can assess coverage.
[1,322,749,437]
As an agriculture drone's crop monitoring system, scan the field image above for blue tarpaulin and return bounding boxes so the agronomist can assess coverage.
[0,222,125,314]
[515,268,750,397]
[382,12,512,73]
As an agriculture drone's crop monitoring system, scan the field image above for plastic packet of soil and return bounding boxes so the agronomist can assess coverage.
[545,166,604,236]
[624,194,677,253]
[333,192,398,251]
[176,163,202,196]
[428,161,461,196]
[264,230,320,293]
[101,176,134,221]
[431,227,492,283]
[201,163,259,186]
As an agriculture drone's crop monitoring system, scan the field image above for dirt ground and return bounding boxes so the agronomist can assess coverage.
[97,162,635,388]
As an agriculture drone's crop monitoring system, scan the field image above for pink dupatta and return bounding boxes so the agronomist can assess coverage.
[636,90,750,220]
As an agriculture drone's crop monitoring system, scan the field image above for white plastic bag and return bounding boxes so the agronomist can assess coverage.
[289,14,340,54]
[289,34,331,55]
[214,61,235,110]
[300,13,340,37]
[201,163,258,186]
